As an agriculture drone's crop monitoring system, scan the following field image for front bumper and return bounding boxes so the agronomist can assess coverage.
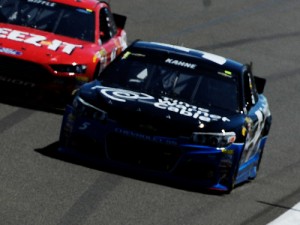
[59,105,245,192]
[0,55,88,100]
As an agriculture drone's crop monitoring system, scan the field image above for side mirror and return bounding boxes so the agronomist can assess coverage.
[254,76,266,94]
[113,13,127,29]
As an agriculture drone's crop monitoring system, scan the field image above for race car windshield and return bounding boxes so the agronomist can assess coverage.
[0,0,95,42]
[100,51,240,112]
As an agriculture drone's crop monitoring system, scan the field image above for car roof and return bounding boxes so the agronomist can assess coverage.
[130,40,246,75]
[50,0,107,9]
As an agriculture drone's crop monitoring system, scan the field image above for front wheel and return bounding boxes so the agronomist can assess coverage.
[223,152,242,193]
[224,163,239,193]
[249,147,264,180]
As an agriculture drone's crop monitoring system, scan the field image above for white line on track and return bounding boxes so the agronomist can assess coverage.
[267,202,300,225]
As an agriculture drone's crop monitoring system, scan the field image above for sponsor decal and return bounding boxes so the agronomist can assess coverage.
[114,127,178,145]
[165,58,197,69]
[0,47,22,56]
[122,51,145,60]
[221,149,234,155]
[27,0,56,7]
[0,28,82,54]
[91,86,154,102]
[118,31,127,50]
[93,49,107,63]
[154,96,230,123]
[0,75,36,87]
[241,109,266,164]
[91,86,230,123]
[218,70,233,78]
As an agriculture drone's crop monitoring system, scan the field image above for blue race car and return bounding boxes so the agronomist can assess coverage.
[58,40,272,193]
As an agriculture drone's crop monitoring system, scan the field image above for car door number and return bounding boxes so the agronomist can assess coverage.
[79,122,91,130]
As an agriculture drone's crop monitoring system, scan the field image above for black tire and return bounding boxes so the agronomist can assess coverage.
[224,152,242,194]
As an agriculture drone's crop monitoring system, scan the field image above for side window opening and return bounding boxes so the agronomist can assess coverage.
[99,7,117,43]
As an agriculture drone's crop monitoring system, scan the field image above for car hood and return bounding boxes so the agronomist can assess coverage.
[0,24,97,64]
[79,81,245,135]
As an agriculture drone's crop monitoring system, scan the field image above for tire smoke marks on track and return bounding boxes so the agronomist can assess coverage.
[0,108,34,134]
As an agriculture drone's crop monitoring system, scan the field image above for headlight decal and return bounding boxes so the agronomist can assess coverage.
[50,64,87,75]
[192,131,236,148]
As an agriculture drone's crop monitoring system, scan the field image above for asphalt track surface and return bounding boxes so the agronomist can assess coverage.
[1,0,300,224]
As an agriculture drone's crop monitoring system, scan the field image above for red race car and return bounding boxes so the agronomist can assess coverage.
[0,0,127,105]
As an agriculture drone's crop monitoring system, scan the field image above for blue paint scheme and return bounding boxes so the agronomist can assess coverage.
[58,40,272,193]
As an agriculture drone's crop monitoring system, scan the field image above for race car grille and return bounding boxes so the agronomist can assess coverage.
[174,159,217,180]
[0,56,53,85]
[106,133,183,172]
[68,134,106,157]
